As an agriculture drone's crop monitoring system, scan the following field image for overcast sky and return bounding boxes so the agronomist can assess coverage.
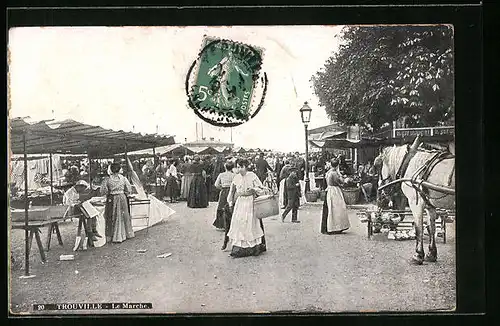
[8,26,343,152]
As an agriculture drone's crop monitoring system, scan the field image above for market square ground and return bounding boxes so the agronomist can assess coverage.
[9,203,455,314]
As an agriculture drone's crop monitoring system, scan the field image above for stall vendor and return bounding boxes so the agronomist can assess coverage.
[63,180,101,242]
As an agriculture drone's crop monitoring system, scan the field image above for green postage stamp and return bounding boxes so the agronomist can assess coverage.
[186,37,268,127]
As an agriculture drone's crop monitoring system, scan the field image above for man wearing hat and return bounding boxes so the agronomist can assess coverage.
[63,180,101,242]
[281,167,301,223]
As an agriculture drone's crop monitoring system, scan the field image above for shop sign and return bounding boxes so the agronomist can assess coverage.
[393,126,454,138]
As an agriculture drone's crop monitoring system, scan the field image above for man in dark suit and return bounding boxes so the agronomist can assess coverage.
[255,152,273,183]
[296,156,306,181]
[281,169,301,223]
[274,156,284,189]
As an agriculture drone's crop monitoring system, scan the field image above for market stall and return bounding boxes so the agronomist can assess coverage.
[8,117,176,277]
[308,138,382,204]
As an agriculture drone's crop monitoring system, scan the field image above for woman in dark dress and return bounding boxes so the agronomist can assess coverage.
[210,156,225,202]
[213,162,236,244]
[187,156,209,208]
[164,159,180,203]
[204,157,215,203]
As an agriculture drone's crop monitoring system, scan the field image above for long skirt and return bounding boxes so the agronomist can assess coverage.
[187,175,209,208]
[206,175,216,202]
[210,187,221,203]
[104,194,135,243]
[209,176,221,202]
[180,173,194,199]
[321,186,350,234]
[165,176,180,198]
[227,195,266,258]
[213,187,230,229]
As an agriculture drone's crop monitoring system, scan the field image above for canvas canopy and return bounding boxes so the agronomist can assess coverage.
[9,117,175,157]
[187,146,221,155]
[125,144,195,157]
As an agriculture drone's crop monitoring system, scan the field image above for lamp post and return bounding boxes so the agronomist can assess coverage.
[300,101,312,193]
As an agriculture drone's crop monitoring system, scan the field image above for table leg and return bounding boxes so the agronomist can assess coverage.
[81,218,94,248]
[55,223,63,246]
[442,218,447,244]
[28,229,35,254]
[34,229,47,262]
[77,216,84,237]
[45,223,54,251]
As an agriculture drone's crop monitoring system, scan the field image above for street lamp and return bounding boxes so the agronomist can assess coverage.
[300,101,312,192]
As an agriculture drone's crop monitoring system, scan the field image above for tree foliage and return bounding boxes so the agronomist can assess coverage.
[311,25,454,131]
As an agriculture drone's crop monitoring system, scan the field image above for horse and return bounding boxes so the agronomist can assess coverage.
[374,141,455,265]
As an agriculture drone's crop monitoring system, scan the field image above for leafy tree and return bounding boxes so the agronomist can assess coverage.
[311,25,454,132]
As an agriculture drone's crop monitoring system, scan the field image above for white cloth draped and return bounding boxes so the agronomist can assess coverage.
[227,172,264,248]
[127,158,147,200]
[90,195,175,247]
[324,186,350,232]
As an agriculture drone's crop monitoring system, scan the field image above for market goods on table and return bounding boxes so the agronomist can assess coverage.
[10,205,69,222]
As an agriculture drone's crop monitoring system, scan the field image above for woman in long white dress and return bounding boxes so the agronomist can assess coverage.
[321,159,351,234]
[227,159,267,258]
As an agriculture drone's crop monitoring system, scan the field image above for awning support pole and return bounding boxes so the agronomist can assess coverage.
[49,152,54,205]
[153,146,158,198]
[23,133,30,276]
[124,144,129,181]
[88,153,92,187]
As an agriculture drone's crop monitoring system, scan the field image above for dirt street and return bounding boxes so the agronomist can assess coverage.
[9,202,456,314]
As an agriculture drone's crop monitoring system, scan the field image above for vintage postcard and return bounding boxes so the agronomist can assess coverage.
[8,24,456,314]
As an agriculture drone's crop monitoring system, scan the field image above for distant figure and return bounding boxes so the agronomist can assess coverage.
[165,159,180,203]
[180,157,193,200]
[274,156,284,189]
[211,156,225,202]
[101,163,135,243]
[321,160,350,235]
[278,160,293,209]
[255,152,274,183]
[187,156,209,208]
[213,162,236,249]
[281,170,301,223]
[296,156,306,181]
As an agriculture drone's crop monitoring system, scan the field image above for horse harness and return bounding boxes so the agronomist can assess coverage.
[379,146,454,209]
[400,149,455,208]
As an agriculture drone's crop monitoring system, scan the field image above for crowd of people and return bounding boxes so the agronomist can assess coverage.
[57,149,380,257]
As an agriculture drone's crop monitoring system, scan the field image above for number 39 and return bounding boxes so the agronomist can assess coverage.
[198,86,209,101]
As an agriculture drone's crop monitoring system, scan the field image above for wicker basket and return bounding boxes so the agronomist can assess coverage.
[342,187,360,205]
[254,195,279,219]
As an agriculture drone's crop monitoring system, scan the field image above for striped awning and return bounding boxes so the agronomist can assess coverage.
[8,117,175,157]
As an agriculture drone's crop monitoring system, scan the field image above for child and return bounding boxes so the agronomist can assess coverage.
[281,170,301,223]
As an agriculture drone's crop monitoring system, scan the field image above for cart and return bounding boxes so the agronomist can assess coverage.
[358,208,454,243]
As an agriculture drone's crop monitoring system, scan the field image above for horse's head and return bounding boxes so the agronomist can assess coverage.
[374,147,392,186]
[374,145,406,208]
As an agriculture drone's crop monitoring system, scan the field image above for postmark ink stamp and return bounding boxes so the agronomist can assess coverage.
[186,37,268,127]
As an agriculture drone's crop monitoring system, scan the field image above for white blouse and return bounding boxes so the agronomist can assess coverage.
[167,164,178,178]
